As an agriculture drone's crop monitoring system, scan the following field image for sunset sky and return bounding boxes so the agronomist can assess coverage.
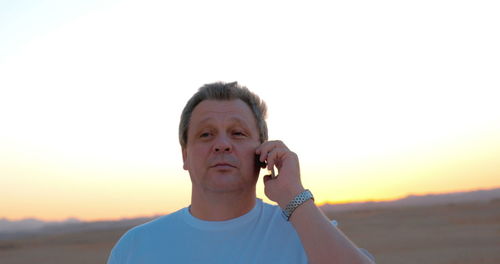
[1,0,499,221]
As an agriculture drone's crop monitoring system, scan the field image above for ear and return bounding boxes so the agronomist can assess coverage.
[182,148,188,171]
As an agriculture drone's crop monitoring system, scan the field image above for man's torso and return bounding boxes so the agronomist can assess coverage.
[108,199,308,264]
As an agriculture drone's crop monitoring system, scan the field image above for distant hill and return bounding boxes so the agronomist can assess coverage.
[0,217,82,233]
[0,218,48,233]
[0,217,154,240]
[320,187,500,212]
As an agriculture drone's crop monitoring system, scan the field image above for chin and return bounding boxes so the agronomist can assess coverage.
[207,179,254,193]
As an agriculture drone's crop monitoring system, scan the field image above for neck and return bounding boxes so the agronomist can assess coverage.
[190,187,257,221]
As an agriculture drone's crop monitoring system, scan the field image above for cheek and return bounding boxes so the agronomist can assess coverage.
[241,146,259,169]
[188,145,210,165]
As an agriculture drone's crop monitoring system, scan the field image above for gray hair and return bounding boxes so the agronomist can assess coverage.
[179,82,268,149]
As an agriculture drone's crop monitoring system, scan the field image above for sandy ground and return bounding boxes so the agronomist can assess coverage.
[325,199,500,264]
[1,200,499,264]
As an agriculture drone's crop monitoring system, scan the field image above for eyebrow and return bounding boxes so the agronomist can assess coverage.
[197,116,248,125]
[228,117,250,128]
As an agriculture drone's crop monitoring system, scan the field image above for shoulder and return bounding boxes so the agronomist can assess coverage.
[260,200,283,215]
[129,207,190,243]
[259,200,295,225]
[136,209,184,231]
[256,200,296,235]
[107,208,186,264]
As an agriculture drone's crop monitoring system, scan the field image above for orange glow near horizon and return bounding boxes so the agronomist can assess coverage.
[3,129,499,222]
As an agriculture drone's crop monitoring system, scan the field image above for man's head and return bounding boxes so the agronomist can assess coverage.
[179,82,268,150]
[179,82,268,194]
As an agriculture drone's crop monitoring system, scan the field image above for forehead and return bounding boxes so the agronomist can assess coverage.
[189,99,257,128]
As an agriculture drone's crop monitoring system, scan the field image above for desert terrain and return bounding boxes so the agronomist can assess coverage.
[1,199,499,264]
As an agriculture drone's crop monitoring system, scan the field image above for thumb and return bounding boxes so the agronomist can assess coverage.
[263,175,273,184]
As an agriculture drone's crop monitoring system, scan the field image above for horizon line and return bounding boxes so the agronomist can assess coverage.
[3,185,499,223]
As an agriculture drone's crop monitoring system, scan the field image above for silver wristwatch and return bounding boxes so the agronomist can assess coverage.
[282,189,314,221]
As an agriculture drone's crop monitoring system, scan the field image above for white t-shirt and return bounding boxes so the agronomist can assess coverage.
[108,199,375,263]
[108,199,308,264]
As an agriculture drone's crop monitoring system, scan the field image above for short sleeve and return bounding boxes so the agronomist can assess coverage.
[359,248,376,262]
[107,229,136,264]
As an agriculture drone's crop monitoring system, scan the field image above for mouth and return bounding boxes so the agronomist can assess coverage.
[211,163,236,169]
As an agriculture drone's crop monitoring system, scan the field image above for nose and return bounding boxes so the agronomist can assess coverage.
[213,135,232,153]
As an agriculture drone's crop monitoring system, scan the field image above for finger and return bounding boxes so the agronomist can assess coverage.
[266,147,287,171]
[256,143,277,163]
[271,166,276,178]
[256,140,286,155]
[256,140,288,163]
[268,166,276,179]
[255,141,271,155]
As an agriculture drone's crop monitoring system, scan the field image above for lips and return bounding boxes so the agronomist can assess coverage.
[211,162,236,168]
[208,156,239,169]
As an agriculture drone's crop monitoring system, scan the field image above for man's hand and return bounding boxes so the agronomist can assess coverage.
[255,140,305,208]
[256,141,375,264]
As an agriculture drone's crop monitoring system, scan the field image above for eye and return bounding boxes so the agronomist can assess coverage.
[200,131,212,138]
[232,130,247,138]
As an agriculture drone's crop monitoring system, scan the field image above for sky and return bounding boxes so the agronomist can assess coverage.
[1,0,499,221]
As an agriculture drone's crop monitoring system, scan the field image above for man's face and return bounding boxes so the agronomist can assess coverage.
[182,99,261,193]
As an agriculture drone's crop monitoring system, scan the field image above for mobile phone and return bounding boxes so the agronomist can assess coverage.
[255,154,276,179]
[255,154,267,169]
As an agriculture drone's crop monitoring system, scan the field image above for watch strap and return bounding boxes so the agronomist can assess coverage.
[282,189,314,221]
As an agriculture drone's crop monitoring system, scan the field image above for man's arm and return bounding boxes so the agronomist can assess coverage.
[290,199,375,264]
[256,141,375,264]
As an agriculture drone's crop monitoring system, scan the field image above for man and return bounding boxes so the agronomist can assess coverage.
[108,82,375,264]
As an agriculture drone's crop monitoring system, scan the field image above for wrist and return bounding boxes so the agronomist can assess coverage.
[277,186,306,209]
[281,189,314,221]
